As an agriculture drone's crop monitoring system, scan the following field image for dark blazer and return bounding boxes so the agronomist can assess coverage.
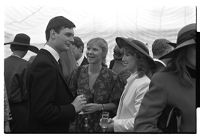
[27,49,76,133]
[4,56,29,132]
[80,56,88,66]
[134,71,196,133]
[109,59,115,69]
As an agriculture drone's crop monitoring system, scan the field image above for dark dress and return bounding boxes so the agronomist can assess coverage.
[80,57,89,66]
[68,65,123,132]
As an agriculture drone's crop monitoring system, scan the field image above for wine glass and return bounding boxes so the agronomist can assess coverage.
[99,111,109,132]
[77,89,87,114]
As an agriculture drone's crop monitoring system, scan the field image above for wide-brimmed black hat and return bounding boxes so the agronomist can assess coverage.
[4,33,39,53]
[116,37,155,65]
[160,23,196,60]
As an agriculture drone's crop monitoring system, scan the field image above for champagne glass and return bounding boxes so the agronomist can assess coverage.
[99,111,109,132]
[77,89,87,114]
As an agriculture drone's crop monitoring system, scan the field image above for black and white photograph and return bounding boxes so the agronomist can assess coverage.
[1,0,199,134]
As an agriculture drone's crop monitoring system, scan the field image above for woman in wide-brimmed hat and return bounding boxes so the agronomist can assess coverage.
[106,37,155,132]
[4,33,39,132]
[134,23,196,133]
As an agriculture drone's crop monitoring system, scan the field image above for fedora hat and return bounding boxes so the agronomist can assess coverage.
[116,37,155,65]
[4,33,39,53]
[160,23,196,59]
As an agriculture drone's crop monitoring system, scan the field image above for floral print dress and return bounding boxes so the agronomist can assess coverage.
[68,65,123,132]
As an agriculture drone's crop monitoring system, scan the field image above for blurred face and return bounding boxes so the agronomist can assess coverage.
[86,43,103,64]
[122,48,137,73]
[71,45,83,61]
[186,45,196,68]
[54,27,74,53]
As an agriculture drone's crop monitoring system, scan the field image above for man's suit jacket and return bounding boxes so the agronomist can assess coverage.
[4,56,29,132]
[5,56,28,103]
[27,49,76,133]
[80,56,88,66]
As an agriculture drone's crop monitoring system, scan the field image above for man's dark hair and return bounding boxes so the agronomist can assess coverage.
[73,36,84,53]
[45,16,75,41]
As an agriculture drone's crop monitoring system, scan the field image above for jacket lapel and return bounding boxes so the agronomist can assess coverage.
[40,49,73,97]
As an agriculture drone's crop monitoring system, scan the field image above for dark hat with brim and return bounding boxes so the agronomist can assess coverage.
[116,37,155,65]
[160,23,196,60]
[4,33,39,53]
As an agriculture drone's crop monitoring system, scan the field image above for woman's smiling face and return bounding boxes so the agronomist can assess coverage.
[86,43,103,64]
[122,48,138,73]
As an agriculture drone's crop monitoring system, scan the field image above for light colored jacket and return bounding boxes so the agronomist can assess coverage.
[113,72,150,132]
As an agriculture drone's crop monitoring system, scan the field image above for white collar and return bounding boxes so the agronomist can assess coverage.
[43,44,60,62]
[77,55,85,66]
[126,71,138,83]
[153,58,166,67]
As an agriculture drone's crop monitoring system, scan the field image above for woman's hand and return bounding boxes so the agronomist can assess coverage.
[83,103,101,114]
[106,118,114,132]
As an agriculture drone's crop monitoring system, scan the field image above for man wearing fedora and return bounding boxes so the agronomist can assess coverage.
[4,33,39,132]
[151,38,174,74]
[26,16,86,133]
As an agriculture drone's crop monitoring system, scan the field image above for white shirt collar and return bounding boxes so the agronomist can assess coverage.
[126,71,138,83]
[153,58,166,67]
[43,44,60,62]
[77,55,85,66]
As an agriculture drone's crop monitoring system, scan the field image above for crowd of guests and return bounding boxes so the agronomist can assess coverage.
[4,15,197,133]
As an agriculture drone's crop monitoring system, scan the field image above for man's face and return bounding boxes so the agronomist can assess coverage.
[54,27,74,53]
[71,45,83,61]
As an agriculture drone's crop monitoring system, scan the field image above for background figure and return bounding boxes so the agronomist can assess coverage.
[71,36,88,66]
[151,38,174,73]
[107,37,155,132]
[134,23,196,133]
[117,69,131,90]
[27,16,86,133]
[4,33,39,132]
[60,49,77,81]
[28,55,36,64]
[68,37,123,132]
[4,83,12,133]
[109,44,125,74]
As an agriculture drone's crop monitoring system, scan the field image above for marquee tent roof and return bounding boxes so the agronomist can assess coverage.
[3,1,196,63]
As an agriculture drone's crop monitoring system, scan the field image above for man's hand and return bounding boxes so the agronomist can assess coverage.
[82,103,101,114]
[71,95,87,113]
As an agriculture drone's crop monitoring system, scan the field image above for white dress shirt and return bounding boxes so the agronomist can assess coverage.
[77,55,85,66]
[43,44,60,63]
[113,72,150,132]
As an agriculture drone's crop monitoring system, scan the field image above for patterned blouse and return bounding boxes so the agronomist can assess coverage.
[68,65,123,132]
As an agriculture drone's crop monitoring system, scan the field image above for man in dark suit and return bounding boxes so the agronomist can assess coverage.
[70,36,88,66]
[27,16,86,133]
[4,33,39,132]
